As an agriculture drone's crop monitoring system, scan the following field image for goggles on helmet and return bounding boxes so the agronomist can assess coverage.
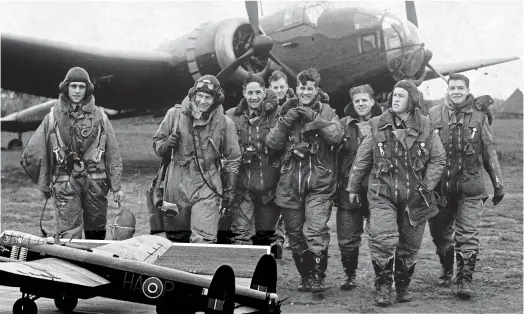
[195,79,219,95]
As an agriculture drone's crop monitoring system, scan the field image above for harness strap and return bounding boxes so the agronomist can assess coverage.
[83,109,108,163]
[49,108,68,164]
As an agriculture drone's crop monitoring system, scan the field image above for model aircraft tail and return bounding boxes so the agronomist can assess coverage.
[250,255,277,294]
[205,265,236,314]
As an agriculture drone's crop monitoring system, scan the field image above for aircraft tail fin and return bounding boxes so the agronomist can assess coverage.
[250,254,277,294]
[205,265,236,314]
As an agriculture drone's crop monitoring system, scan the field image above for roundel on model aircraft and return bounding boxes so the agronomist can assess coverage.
[142,277,164,299]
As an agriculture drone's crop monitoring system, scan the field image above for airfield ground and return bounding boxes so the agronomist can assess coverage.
[1,116,522,313]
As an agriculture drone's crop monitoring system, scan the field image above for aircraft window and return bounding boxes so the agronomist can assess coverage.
[403,21,421,45]
[359,34,378,53]
[304,4,325,27]
[382,16,402,50]
[283,5,304,27]
[354,12,380,30]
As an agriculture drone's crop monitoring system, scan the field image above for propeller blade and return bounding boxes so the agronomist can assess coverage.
[427,63,448,83]
[216,48,255,83]
[405,1,418,27]
[245,1,260,36]
[269,52,297,79]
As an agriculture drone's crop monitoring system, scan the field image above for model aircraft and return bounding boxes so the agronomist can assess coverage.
[0,230,281,314]
[1,1,519,149]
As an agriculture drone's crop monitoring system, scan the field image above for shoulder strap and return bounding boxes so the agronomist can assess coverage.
[81,108,107,162]
[48,106,68,164]
[169,104,182,161]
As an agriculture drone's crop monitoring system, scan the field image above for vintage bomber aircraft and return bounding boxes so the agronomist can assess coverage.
[1,1,518,148]
[0,230,280,314]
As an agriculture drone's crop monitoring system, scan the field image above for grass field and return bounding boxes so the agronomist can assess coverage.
[1,117,522,313]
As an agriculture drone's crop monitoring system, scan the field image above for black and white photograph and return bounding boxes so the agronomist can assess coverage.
[1,1,522,313]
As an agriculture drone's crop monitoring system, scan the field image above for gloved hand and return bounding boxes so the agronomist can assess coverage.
[348,192,360,205]
[279,107,301,130]
[113,190,124,203]
[297,106,318,122]
[166,132,181,150]
[221,172,238,210]
[492,186,505,205]
[41,190,52,199]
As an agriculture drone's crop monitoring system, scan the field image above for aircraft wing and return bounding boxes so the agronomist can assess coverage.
[90,235,173,264]
[1,33,182,111]
[0,257,110,287]
[425,56,519,81]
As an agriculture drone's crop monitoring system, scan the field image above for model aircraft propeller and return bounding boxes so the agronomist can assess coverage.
[216,0,296,83]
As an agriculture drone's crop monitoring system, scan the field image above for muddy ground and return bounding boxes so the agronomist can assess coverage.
[1,117,522,313]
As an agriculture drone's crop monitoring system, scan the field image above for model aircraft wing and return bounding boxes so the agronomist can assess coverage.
[1,33,182,111]
[90,235,172,264]
[0,257,109,287]
[425,56,519,81]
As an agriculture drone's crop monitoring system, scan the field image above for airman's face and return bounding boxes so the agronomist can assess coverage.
[67,82,87,104]
[243,82,266,111]
[391,87,409,114]
[448,79,469,105]
[296,81,318,106]
[194,91,214,112]
[270,78,288,100]
[352,93,374,118]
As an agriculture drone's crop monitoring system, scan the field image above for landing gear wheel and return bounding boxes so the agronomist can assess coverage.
[13,298,37,314]
[8,138,23,150]
[54,296,78,312]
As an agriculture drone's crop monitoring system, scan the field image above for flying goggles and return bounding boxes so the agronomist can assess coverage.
[195,79,220,95]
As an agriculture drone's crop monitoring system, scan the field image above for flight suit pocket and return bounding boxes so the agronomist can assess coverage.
[460,169,485,198]
[53,181,82,232]
[374,158,392,180]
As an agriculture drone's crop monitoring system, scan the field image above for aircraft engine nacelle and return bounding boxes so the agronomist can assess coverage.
[165,18,267,88]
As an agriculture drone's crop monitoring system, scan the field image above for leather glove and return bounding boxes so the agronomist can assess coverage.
[279,107,301,130]
[492,186,505,205]
[166,132,181,150]
[41,190,52,199]
[297,106,318,122]
[221,172,238,210]
[348,192,360,205]
[113,190,124,203]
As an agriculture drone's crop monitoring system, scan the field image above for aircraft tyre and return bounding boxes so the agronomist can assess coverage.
[54,296,78,312]
[13,298,37,314]
[8,138,23,150]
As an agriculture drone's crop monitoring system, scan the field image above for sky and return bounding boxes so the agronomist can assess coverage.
[1,0,523,100]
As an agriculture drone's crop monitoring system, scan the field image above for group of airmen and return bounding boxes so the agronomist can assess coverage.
[21,65,505,306]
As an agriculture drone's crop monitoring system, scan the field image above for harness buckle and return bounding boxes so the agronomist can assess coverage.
[94,147,105,163]
[53,147,64,164]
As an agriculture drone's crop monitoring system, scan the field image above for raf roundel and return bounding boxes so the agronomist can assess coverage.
[142,277,164,299]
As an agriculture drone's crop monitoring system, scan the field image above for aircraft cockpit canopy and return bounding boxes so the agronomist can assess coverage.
[283,1,329,28]
[380,12,425,80]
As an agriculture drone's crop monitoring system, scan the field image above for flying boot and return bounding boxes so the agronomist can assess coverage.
[395,259,416,303]
[437,246,454,287]
[340,248,359,290]
[311,250,328,292]
[270,235,284,260]
[292,250,313,292]
[456,252,477,300]
[372,258,394,306]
